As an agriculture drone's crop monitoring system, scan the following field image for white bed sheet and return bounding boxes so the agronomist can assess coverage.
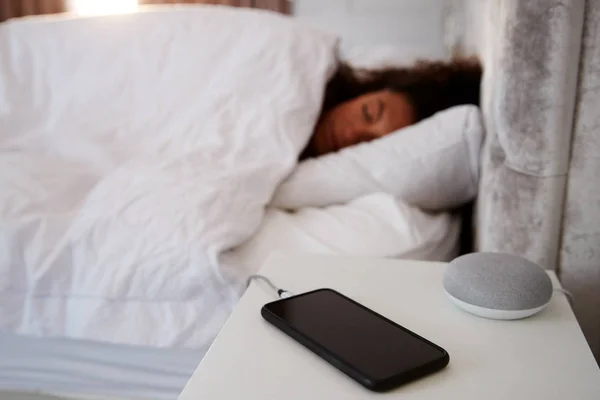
[0,330,201,400]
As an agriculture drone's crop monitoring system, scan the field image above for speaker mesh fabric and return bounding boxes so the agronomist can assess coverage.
[443,253,553,310]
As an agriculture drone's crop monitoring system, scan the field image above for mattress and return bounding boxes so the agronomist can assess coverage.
[0,330,203,400]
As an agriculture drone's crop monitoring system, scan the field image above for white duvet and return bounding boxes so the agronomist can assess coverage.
[0,6,458,350]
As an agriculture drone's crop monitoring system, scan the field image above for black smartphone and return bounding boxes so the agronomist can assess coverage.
[261,288,449,392]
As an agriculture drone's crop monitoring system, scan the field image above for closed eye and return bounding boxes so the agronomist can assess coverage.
[362,100,384,124]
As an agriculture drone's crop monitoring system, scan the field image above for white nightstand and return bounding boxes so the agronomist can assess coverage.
[179,254,600,399]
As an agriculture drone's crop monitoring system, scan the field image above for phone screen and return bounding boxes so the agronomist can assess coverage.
[263,289,446,383]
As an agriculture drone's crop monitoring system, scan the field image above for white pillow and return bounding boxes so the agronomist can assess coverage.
[225,193,460,273]
[271,105,484,211]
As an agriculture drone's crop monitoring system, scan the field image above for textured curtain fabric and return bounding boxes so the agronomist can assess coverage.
[560,0,600,360]
[471,0,600,361]
[0,0,65,22]
[139,0,289,14]
[473,0,584,269]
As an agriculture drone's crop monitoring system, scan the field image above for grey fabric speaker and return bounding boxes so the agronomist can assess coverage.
[443,252,553,320]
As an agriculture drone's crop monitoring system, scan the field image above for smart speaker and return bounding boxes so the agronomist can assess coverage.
[443,252,553,320]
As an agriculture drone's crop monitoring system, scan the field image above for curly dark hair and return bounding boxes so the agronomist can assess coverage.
[320,57,482,123]
[300,57,482,159]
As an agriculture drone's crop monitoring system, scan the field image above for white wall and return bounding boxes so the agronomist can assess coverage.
[292,0,459,62]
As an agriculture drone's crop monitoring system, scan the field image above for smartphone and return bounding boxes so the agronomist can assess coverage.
[261,288,449,392]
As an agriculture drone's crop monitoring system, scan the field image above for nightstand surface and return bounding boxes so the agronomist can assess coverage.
[180,254,600,399]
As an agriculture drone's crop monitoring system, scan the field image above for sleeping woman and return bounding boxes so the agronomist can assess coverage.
[226,58,483,269]
[302,57,482,159]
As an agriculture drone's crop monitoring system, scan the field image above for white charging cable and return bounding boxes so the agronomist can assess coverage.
[246,274,294,299]
[248,275,573,308]
[554,288,574,307]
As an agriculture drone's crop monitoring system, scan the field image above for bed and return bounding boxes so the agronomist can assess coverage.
[0,331,201,400]
[1,1,599,399]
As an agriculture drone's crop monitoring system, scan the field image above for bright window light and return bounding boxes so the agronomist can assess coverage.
[71,0,139,15]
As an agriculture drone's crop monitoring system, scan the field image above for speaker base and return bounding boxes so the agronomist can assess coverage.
[445,291,549,320]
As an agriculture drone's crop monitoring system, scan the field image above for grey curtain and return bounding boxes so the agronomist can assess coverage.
[0,0,65,22]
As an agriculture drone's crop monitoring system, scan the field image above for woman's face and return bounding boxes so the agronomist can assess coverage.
[308,90,415,156]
